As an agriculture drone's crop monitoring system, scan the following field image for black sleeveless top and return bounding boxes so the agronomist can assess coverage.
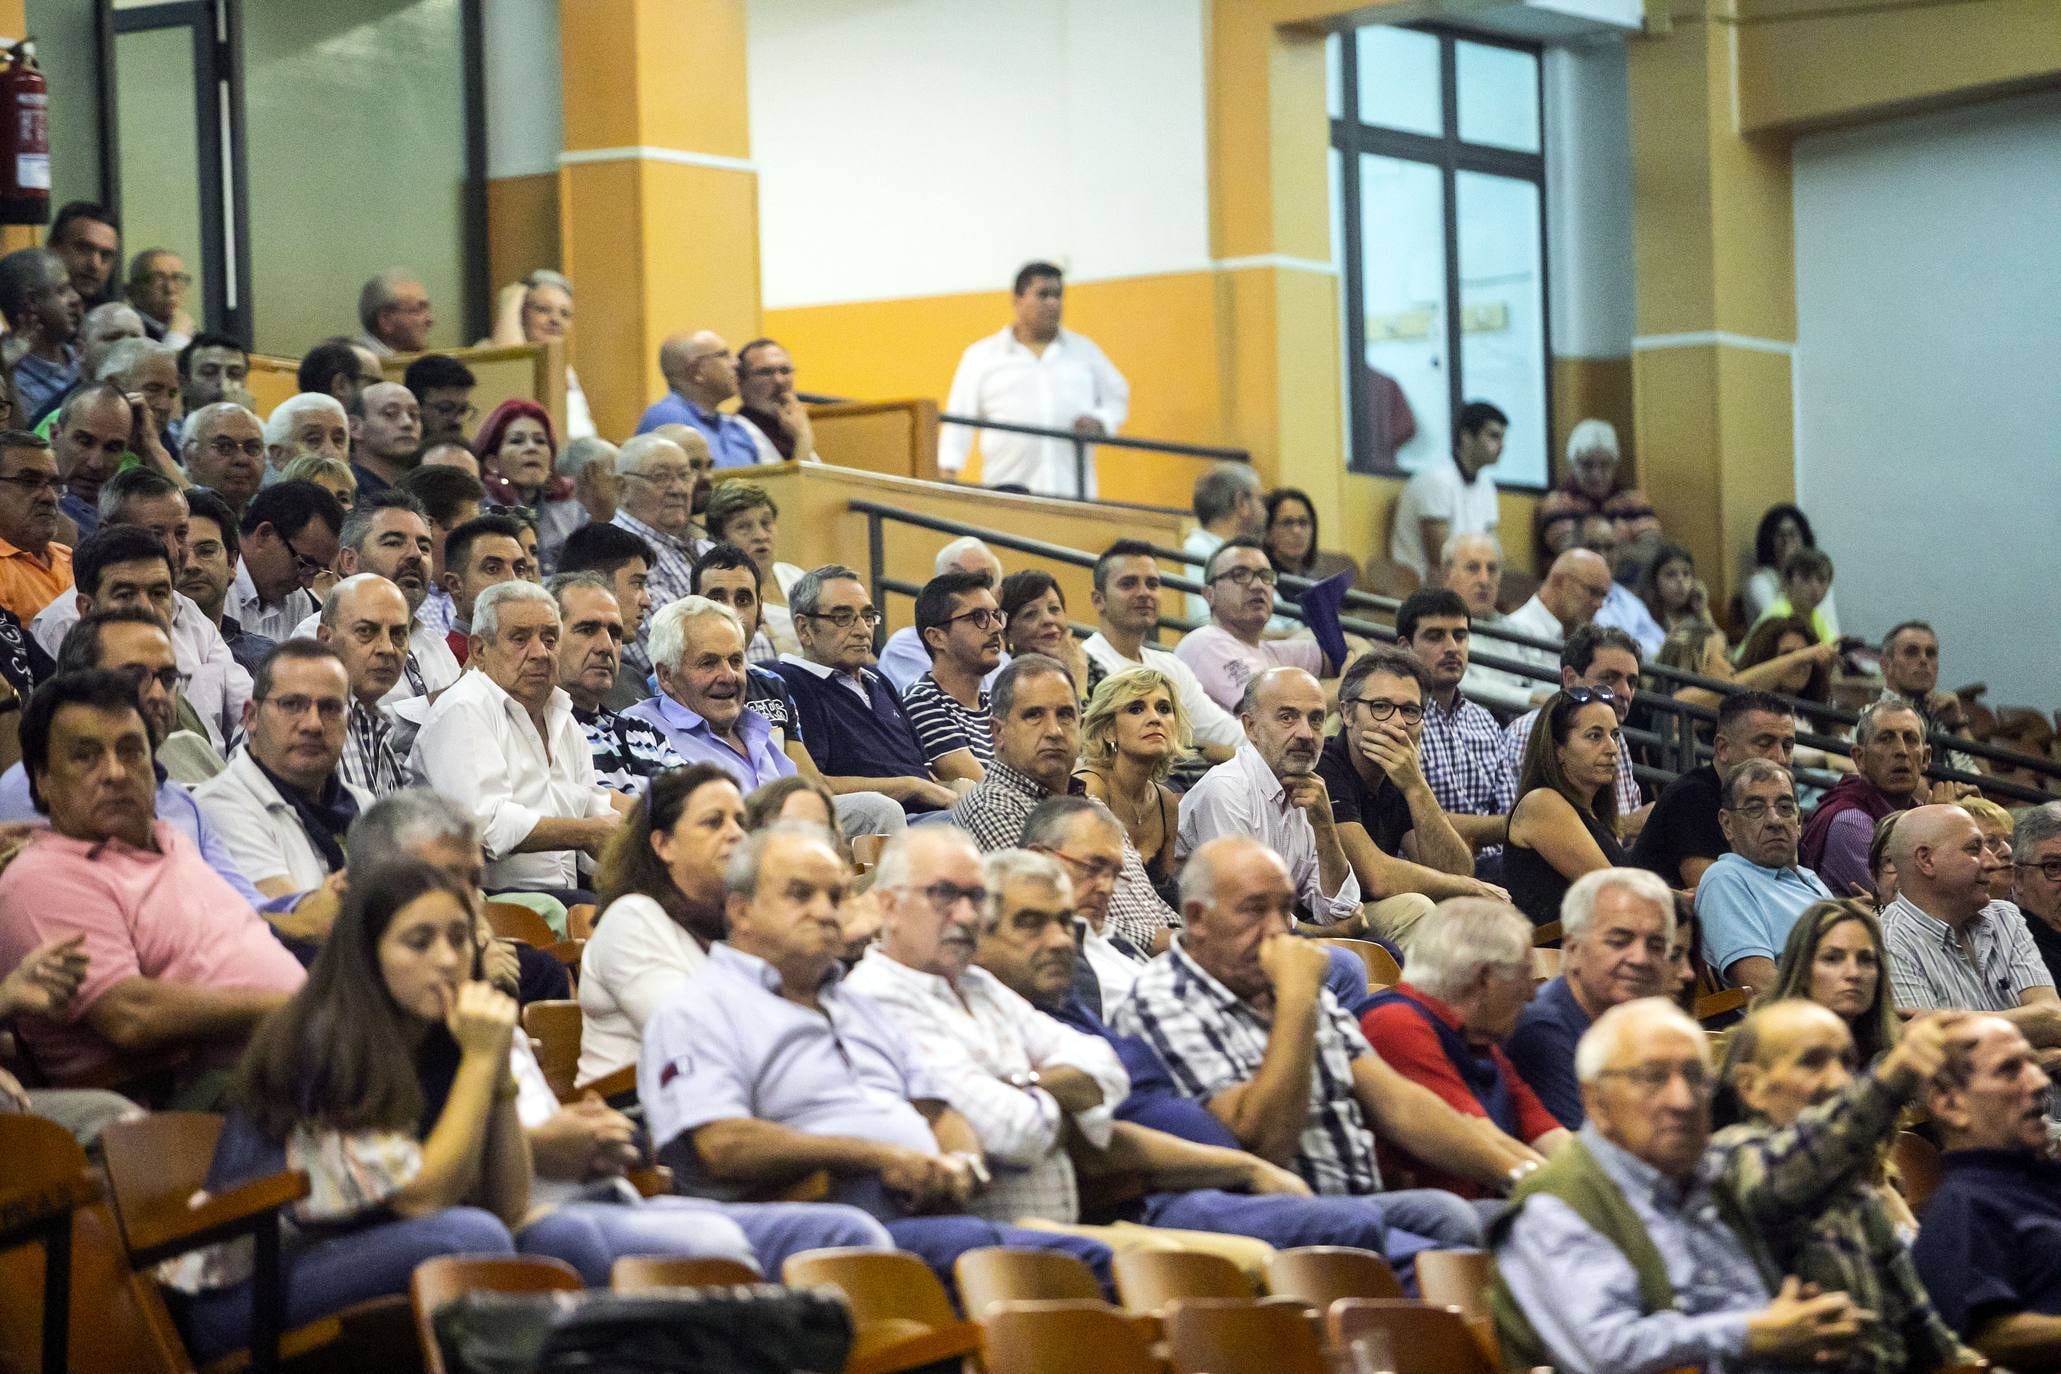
[1503,790,1627,929]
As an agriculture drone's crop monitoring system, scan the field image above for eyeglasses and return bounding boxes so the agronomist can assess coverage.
[943,607,1008,632]
[803,607,881,630]
[205,436,267,461]
[1723,799,1800,821]
[426,400,478,422]
[1041,848,1123,884]
[142,270,193,287]
[622,467,695,488]
[261,694,348,724]
[904,880,987,913]
[1596,1062,1710,1095]
[0,471,63,496]
[278,531,330,584]
[112,663,189,696]
[1209,565,1278,588]
[1350,698,1424,724]
[2017,859,2061,882]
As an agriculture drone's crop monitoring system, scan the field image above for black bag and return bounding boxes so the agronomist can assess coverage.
[431,1284,853,1373]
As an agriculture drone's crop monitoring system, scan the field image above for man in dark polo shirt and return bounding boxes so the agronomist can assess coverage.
[1631,691,1797,890]
[1314,647,1507,953]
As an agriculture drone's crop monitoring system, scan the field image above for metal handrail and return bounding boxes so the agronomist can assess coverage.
[800,390,1249,497]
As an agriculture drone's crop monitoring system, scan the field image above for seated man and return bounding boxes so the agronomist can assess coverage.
[0,671,304,1091]
[1505,867,1675,1129]
[877,537,1008,696]
[1801,698,1929,899]
[1174,538,1336,713]
[847,830,1131,1224]
[549,572,681,793]
[951,655,1178,951]
[292,490,461,711]
[1358,898,1570,1197]
[772,565,956,817]
[227,479,342,641]
[178,487,274,678]
[409,579,626,897]
[181,402,267,520]
[1491,999,1868,1374]
[1177,667,1362,931]
[1499,625,1647,838]
[1082,541,1241,764]
[1020,795,1152,1008]
[394,463,483,638]
[1695,760,1833,999]
[437,512,532,664]
[1632,692,1797,891]
[639,822,1114,1287]
[627,596,789,794]
[312,573,413,797]
[1394,586,1513,849]
[194,641,368,906]
[1883,804,2061,1046]
[900,569,1002,784]
[1317,649,1504,951]
[1911,1015,2061,1367]
[1440,532,1533,714]
[556,519,653,711]
[1115,834,1546,1244]
[609,432,708,676]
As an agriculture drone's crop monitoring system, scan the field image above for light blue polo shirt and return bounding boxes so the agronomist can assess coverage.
[622,691,795,791]
[1695,852,1835,978]
[640,941,944,1218]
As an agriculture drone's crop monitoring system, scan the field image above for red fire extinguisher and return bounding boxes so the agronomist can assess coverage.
[0,39,49,226]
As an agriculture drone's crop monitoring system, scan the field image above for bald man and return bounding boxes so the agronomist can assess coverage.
[635,330,759,468]
[1497,547,1613,692]
[1881,804,2061,1047]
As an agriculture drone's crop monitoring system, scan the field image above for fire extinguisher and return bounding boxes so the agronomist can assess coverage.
[0,38,49,226]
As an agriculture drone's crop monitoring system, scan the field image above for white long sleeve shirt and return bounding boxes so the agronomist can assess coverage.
[940,327,1129,497]
[1177,744,1365,926]
[576,892,711,1087]
[32,589,250,751]
[844,947,1128,1225]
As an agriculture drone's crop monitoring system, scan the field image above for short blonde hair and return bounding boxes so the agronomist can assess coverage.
[281,452,355,492]
[1079,666,1191,783]
[1959,796,2013,832]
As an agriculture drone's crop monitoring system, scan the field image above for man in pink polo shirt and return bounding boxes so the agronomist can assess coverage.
[0,669,303,1091]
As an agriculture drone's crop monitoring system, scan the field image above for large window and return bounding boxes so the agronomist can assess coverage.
[1329,26,1551,488]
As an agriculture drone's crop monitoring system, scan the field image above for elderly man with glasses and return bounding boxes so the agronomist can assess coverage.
[609,431,712,675]
[1174,537,1340,713]
[0,430,71,622]
[2010,803,2061,988]
[181,402,268,518]
[1693,760,1834,999]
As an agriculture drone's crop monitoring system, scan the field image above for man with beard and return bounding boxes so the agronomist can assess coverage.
[46,203,119,309]
[1177,666,1361,929]
[551,572,680,793]
[287,490,461,710]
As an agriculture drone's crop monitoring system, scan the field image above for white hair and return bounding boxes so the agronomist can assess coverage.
[472,578,556,641]
[1565,418,1620,464]
[616,432,685,476]
[556,435,616,481]
[183,401,261,449]
[264,392,348,447]
[934,535,1000,579]
[1402,898,1532,1002]
[1561,867,1675,945]
[1574,998,1704,1084]
[874,825,980,896]
[524,269,573,299]
[93,336,173,385]
[980,848,1073,933]
[1439,529,1502,570]
[647,595,744,674]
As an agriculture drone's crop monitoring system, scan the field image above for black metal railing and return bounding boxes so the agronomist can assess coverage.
[849,498,2061,805]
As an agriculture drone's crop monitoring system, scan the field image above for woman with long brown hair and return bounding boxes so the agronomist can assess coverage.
[1503,689,1627,927]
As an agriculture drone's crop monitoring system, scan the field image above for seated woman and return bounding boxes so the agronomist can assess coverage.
[1635,542,1707,640]
[1959,796,2017,903]
[474,399,583,573]
[279,452,357,514]
[1868,814,1903,908]
[1000,568,1096,699]
[488,270,595,439]
[1743,502,1842,633]
[577,764,745,1088]
[1502,689,1627,927]
[1733,614,1854,777]
[743,772,842,836]
[1263,486,1361,585]
[1766,899,1901,1066]
[1534,418,1660,561]
[703,479,803,655]
[1748,546,1838,644]
[1074,667,1190,904]
[171,861,528,1360]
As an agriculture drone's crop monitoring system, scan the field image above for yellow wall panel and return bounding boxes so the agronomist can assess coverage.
[638,158,762,353]
[486,172,562,295]
[632,0,751,158]
[560,0,644,152]
[558,159,646,438]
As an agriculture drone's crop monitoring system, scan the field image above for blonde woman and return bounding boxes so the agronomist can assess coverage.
[1074,666,1190,901]
[279,452,357,514]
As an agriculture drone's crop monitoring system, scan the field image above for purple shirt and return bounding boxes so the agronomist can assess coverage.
[622,691,795,791]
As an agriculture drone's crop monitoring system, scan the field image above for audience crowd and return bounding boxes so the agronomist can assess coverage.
[3,210,2058,1374]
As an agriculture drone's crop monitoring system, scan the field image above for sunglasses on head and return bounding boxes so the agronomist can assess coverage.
[1563,686,1616,707]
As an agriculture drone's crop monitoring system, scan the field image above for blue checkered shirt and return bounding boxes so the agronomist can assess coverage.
[1420,691,1513,817]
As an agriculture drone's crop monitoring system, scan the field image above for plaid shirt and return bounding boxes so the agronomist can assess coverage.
[1113,937,1379,1195]
[612,510,710,674]
[1502,707,1641,817]
[949,759,1178,950]
[340,699,407,799]
[1419,691,1513,817]
[1882,895,2054,1014]
[1709,1066,1975,1374]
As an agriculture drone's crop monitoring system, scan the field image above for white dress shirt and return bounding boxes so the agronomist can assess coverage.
[1388,455,1500,580]
[407,669,617,890]
[32,588,251,752]
[844,946,1127,1225]
[1082,924,1142,1006]
[1463,610,1547,713]
[1082,631,1244,751]
[229,562,319,643]
[1177,744,1364,925]
[940,327,1130,498]
[192,746,371,892]
[1496,594,1567,683]
[576,892,710,1088]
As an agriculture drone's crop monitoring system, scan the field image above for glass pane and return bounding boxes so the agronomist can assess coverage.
[1355,27,1441,138]
[1329,146,1348,464]
[1354,154,1449,474]
[1456,41,1540,153]
[1456,171,1547,488]
[114,27,206,316]
[1325,32,1342,122]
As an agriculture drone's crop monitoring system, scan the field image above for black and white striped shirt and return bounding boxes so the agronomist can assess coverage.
[900,671,993,769]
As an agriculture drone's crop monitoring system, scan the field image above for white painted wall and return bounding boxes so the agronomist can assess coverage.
[1794,90,2061,706]
[745,0,1212,309]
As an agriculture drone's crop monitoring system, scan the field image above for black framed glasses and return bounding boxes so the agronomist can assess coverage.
[205,436,267,461]
[278,531,330,585]
[260,694,349,724]
[804,607,881,630]
[425,400,479,422]
[1722,799,1800,821]
[0,471,63,496]
[902,880,987,913]
[111,663,190,696]
[1350,698,1423,724]
[2016,859,2061,883]
[1209,565,1278,588]
[943,607,1007,632]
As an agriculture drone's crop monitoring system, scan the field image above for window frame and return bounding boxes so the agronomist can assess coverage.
[1332,23,1554,490]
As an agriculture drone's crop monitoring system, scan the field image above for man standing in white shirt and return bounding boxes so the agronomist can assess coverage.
[409,579,628,896]
[1080,540,1241,764]
[940,262,1129,499]
[1388,401,1506,582]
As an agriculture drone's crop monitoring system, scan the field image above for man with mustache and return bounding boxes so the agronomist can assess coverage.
[290,491,462,716]
[900,568,1005,784]
[1694,760,1833,999]
[1177,665,1361,930]
[1175,538,1337,713]
[1801,698,1929,899]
